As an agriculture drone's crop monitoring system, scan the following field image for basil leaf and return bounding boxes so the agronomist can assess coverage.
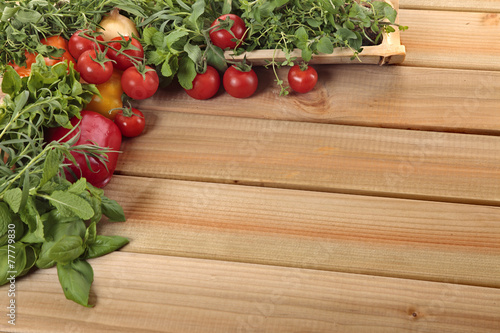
[48,235,84,264]
[101,196,126,222]
[0,242,27,285]
[86,235,129,259]
[57,259,94,307]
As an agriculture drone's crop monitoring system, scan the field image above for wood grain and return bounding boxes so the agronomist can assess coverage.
[400,0,500,12]
[98,175,500,287]
[399,9,500,70]
[115,112,500,205]
[135,65,500,134]
[1,252,500,333]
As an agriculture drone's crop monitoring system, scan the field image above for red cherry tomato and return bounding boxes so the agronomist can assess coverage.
[209,14,247,50]
[76,49,114,84]
[223,65,258,98]
[68,30,104,59]
[121,66,159,100]
[41,36,75,66]
[114,108,146,138]
[184,66,220,100]
[287,65,318,93]
[106,36,144,71]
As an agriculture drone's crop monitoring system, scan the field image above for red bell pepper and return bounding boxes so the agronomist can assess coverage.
[45,110,122,188]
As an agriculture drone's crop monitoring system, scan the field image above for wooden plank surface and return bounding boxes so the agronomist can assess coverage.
[400,0,500,12]
[2,2,500,332]
[115,112,500,205]
[1,252,500,333]
[98,175,500,287]
[135,65,500,134]
[399,9,500,70]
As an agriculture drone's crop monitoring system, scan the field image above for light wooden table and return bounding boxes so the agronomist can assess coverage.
[1,1,500,332]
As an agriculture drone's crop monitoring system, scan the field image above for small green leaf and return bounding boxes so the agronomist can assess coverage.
[47,191,94,220]
[39,148,61,188]
[15,8,42,24]
[188,0,205,28]
[0,242,27,285]
[35,241,56,269]
[184,43,203,66]
[3,188,22,213]
[0,203,10,235]
[206,45,227,72]
[67,178,87,195]
[142,27,158,45]
[86,235,129,259]
[317,36,334,54]
[384,6,397,24]
[1,66,22,95]
[177,56,197,90]
[48,235,84,264]
[301,47,313,62]
[1,6,20,22]
[57,259,94,307]
[19,197,39,232]
[101,196,126,222]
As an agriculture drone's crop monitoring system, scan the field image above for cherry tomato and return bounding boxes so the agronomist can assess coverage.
[184,66,220,100]
[76,49,114,84]
[68,30,104,59]
[40,36,75,67]
[114,108,146,138]
[85,70,123,120]
[209,14,247,50]
[287,65,318,93]
[223,65,258,98]
[121,66,159,100]
[106,36,144,71]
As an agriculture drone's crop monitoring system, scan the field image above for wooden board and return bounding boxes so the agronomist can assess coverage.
[135,65,500,134]
[115,112,500,206]
[99,175,500,288]
[1,252,500,333]
[400,0,500,12]
[1,2,500,332]
[399,9,500,70]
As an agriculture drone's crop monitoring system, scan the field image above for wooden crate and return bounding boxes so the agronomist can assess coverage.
[224,0,406,66]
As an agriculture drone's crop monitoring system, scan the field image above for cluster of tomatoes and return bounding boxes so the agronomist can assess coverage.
[69,30,158,138]
[10,31,157,138]
[184,13,319,100]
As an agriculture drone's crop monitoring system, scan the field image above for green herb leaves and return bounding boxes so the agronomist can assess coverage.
[57,260,94,308]
[0,50,128,307]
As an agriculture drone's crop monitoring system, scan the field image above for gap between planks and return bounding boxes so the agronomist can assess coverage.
[115,111,500,207]
[1,252,499,333]
[99,175,500,288]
